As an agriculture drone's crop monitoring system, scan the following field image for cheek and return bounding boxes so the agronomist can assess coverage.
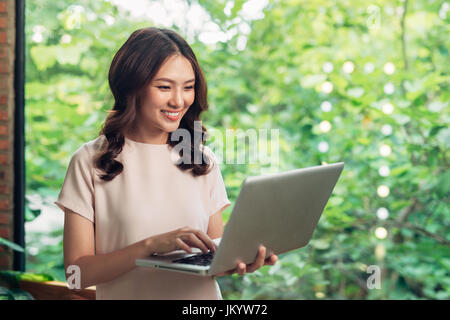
[187,91,196,107]
[141,91,164,116]
[148,90,167,106]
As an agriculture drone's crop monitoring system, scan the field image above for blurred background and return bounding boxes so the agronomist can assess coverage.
[23,0,449,299]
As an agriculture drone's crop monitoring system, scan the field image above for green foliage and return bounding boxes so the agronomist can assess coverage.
[0,238,24,253]
[24,0,449,299]
[0,270,54,288]
[0,271,52,300]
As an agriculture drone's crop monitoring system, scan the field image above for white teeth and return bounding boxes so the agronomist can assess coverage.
[162,111,180,117]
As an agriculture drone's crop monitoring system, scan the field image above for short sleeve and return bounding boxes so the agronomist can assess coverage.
[54,144,95,223]
[204,146,231,217]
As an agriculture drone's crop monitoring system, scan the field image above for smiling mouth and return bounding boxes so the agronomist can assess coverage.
[161,110,182,121]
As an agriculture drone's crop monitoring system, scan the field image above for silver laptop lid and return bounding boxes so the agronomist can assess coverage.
[209,162,344,275]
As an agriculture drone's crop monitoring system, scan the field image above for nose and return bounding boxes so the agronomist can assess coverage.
[168,89,184,110]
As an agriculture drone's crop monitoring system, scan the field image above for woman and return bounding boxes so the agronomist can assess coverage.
[55,27,277,300]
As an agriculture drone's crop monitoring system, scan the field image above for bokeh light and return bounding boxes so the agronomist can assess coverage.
[375,243,386,260]
[375,227,388,239]
[378,165,390,176]
[343,61,355,74]
[32,33,43,43]
[32,25,45,43]
[382,102,394,114]
[381,124,393,135]
[318,141,329,152]
[379,144,391,157]
[384,83,395,94]
[320,101,332,112]
[377,185,390,197]
[315,292,325,299]
[61,34,72,44]
[377,207,389,220]
[383,62,396,75]
[321,81,334,94]
[319,120,331,133]
[364,62,375,73]
[323,62,334,73]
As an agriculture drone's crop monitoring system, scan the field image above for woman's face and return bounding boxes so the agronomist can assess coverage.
[131,54,196,143]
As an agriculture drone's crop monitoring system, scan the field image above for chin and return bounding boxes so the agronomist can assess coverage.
[160,122,182,133]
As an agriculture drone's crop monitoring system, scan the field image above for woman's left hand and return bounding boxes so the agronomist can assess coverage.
[214,245,278,277]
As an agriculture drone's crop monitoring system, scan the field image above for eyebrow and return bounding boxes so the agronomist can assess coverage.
[154,77,195,83]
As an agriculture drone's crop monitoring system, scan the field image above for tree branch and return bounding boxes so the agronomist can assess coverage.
[399,222,450,246]
[400,0,409,72]
[396,197,419,223]
[335,265,369,297]
[400,0,409,98]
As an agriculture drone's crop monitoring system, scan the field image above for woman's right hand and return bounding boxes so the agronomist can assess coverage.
[145,226,217,255]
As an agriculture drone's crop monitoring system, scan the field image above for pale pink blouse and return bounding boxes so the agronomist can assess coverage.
[55,135,231,300]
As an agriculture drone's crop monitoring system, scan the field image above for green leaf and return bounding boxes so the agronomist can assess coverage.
[0,286,14,300]
[0,238,24,252]
[429,125,446,138]
[347,87,365,98]
[55,45,83,65]
[310,239,331,250]
[392,114,411,125]
[428,101,448,112]
[30,45,57,71]
[0,271,54,288]
[300,74,327,88]
[8,288,35,300]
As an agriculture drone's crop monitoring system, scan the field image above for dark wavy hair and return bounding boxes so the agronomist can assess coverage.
[94,27,212,182]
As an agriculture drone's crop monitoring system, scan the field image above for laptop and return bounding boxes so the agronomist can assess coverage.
[135,162,344,276]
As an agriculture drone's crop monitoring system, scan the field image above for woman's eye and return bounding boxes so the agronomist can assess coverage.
[157,86,194,90]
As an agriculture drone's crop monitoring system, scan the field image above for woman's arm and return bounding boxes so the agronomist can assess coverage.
[63,208,151,290]
[64,208,218,290]
[206,209,224,239]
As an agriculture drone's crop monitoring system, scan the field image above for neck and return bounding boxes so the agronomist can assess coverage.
[125,127,168,144]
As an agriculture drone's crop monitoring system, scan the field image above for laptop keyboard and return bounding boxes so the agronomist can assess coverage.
[172,252,214,266]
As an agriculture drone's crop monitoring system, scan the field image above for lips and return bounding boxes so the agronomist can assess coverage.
[161,109,182,121]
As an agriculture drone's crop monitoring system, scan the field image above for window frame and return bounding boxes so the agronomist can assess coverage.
[13,0,25,271]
